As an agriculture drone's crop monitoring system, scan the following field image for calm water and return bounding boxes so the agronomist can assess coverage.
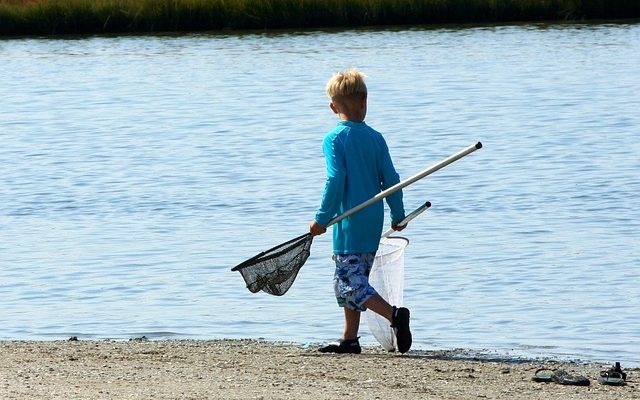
[1,23,639,366]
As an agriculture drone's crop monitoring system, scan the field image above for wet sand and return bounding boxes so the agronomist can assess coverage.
[0,339,636,399]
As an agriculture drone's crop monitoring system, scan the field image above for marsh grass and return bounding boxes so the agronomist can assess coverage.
[1,0,639,36]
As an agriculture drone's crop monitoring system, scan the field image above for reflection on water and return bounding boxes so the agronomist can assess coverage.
[1,23,639,365]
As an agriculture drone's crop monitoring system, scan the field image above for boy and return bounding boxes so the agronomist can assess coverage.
[309,68,412,354]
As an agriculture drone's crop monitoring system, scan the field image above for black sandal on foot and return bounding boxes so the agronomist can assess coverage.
[391,306,412,354]
[318,338,361,354]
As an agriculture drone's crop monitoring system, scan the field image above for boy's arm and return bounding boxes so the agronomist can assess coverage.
[380,141,406,225]
[314,135,346,228]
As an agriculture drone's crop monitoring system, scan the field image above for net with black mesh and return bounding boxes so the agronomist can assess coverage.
[232,233,314,296]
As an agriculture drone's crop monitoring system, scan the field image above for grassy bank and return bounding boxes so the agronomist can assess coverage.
[1,0,639,36]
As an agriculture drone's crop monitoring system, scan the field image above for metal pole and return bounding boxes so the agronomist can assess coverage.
[326,142,482,227]
[382,201,431,238]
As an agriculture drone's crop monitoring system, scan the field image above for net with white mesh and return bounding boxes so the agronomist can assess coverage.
[365,236,409,351]
[231,233,313,296]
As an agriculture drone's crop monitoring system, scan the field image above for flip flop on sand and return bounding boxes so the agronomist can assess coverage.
[609,362,627,380]
[532,368,555,382]
[599,363,627,386]
[551,369,591,386]
[599,371,626,386]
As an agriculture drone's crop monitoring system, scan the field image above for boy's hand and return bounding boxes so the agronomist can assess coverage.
[309,221,327,236]
[392,223,407,232]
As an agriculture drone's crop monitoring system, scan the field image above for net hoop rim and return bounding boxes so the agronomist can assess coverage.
[380,236,410,246]
[232,232,313,272]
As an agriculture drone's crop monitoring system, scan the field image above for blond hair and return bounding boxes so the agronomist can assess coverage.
[325,68,368,101]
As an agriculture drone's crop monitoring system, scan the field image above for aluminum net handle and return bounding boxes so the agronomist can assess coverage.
[382,201,431,238]
[326,142,482,228]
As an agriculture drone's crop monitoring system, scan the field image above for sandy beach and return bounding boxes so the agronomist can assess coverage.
[0,339,636,399]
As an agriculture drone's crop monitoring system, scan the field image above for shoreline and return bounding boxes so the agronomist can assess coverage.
[1,19,639,41]
[1,0,639,37]
[1,339,636,399]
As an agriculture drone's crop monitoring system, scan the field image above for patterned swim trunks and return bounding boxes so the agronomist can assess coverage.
[333,252,378,312]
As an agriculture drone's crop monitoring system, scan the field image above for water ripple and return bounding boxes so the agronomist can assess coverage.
[1,23,639,365]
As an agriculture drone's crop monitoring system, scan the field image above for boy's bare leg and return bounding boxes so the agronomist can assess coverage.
[342,308,361,340]
[363,294,393,322]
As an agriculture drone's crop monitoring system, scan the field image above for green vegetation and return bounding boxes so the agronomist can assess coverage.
[1,0,639,36]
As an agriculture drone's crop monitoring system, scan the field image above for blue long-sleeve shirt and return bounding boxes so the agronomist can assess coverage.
[315,121,405,254]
